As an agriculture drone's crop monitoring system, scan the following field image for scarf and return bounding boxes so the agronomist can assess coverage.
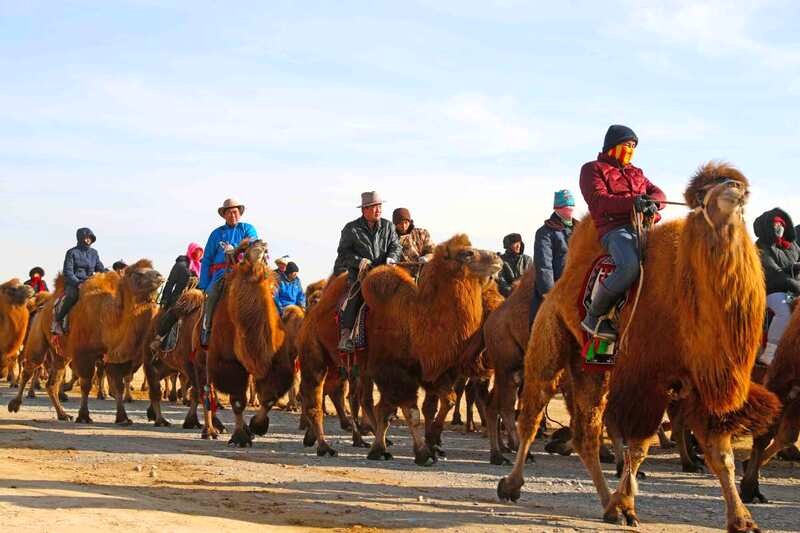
[29,276,46,293]
[773,217,792,249]
[186,242,203,276]
[607,143,634,166]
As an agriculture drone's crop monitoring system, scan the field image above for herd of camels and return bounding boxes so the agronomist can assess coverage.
[2,162,800,532]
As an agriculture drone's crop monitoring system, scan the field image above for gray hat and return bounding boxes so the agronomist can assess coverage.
[218,198,245,217]
[358,191,384,208]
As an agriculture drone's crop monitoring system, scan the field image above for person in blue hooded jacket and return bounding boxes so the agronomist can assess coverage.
[274,261,306,315]
[198,198,258,347]
[51,227,106,335]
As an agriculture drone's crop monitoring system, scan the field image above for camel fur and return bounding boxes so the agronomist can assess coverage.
[0,279,34,378]
[497,162,780,532]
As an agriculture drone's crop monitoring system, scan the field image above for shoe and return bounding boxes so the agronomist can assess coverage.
[200,328,211,348]
[51,319,65,336]
[757,343,777,366]
[581,314,618,342]
[337,328,354,353]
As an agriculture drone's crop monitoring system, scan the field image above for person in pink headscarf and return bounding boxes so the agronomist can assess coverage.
[151,242,204,350]
[186,242,203,277]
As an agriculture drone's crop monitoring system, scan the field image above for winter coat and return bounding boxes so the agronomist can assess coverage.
[497,240,533,297]
[334,217,402,281]
[579,152,666,238]
[63,228,106,287]
[754,208,800,295]
[274,273,306,314]
[533,212,574,295]
[198,222,258,291]
[398,226,435,263]
[160,255,194,309]
[24,277,49,293]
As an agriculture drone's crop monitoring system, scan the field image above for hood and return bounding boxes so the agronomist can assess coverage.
[754,208,796,244]
[76,227,96,246]
[175,255,189,264]
[187,242,203,258]
[502,233,524,254]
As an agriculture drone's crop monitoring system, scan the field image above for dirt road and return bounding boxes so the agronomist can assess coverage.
[1,382,798,532]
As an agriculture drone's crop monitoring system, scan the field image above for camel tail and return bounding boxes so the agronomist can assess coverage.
[709,382,781,436]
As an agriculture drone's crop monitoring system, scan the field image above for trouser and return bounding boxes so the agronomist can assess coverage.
[157,306,179,337]
[201,279,224,333]
[600,225,641,295]
[529,288,545,328]
[340,280,363,332]
[766,292,792,345]
[55,284,80,323]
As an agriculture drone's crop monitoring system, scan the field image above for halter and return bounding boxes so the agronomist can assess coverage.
[694,178,746,228]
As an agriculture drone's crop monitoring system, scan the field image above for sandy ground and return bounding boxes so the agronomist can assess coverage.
[1,377,799,533]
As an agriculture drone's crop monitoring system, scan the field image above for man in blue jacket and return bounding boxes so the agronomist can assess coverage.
[274,261,306,315]
[198,198,258,347]
[51,227,106,335]
[530,190,576,327]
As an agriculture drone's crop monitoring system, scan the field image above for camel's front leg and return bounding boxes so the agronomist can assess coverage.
[604,437,649,526]
[704,431,759,533]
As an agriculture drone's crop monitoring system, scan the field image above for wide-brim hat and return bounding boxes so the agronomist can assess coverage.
[218,198,245,217]
[358,191,384,208]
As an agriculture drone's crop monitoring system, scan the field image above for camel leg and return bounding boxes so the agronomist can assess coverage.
[168,373,179,402]
[95,362,107,400]
[422,390,439,443]
[702,431,760,533]
[228,392,252,448]
[123,372,133,402]
[8,365,36,414]
[604,437,648,526]
[26,367,40,399]
[486,376,506,464]
[451,376,466,426]
[300,356,337,457]
[358,374,376,435]
[366,397,394,461]
[347,373,369,448]
[465,378,477,432]
[106,362,133,425]
[473,378,490,429]
[402,403,437,466]
[426,381,456,456]
[144,359,170,427]
[741,416,798,504]
[181,361,202,429]
[75,357,96,424]
[44,358,71,421]
[328,375,353,432]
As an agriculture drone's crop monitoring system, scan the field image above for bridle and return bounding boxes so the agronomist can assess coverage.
[695,178,747,228]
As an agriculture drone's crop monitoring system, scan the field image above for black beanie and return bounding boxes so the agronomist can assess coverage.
[285,261,299,274]
[602,125,638,152]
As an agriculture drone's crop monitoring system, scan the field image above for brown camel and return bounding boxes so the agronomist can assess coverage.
[741,303,800,503]
[0,279,34,374]
[359,234,502,465]
[199,240,300,447]
[497,162,780,532]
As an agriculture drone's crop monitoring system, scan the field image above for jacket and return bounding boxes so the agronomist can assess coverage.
[533,212,574,295]
[497,239,533,297]
[24,277,49,293]
[198,222,258,291]
[579,152,666,237]
[274,273,306,313]
[63,228,106,287]
[754,208,800,294]
[334,216,402,280]
[160,255,194,309]
[398,225,435,263]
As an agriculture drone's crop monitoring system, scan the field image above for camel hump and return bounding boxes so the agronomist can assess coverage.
[281,305,305,322]
[173,289,204,316]
[361,265,416,306]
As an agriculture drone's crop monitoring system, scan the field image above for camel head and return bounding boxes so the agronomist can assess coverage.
[242,239,269,265]
[434,234,503,280]
[0,279,34,306]
[684,161,749,229]
[121,259,163,301]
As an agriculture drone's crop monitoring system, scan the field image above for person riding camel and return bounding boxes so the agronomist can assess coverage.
[579,124,666,341]
[198,199,258,348]
[151,242,204,351]
[334,191,401,353]
[51,227,107,335]
[274,261,306,315]
[753,208,800,366]
[24,267,49,294]
[393,207,435,265]
[497,233,532,297]
[274,255,291,275]
[530,189,576,327]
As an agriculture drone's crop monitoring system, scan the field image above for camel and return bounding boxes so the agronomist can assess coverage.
[305,279,327,310]
[741,303,800,503]
[199,240,301,447]
[0,279,34,374]
[497,162,780,532]
[358,234,502,465]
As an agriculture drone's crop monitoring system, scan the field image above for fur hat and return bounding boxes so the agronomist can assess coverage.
[218,198,245,217]
[553,190,575,208]
[502,233,524,250]
[392,207,412,224]
[285,261,299,274]
[602,125,638,152]
[29,266,44,278]
[358,191,384,208]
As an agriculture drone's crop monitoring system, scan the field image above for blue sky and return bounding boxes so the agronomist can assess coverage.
[1,1,799,285]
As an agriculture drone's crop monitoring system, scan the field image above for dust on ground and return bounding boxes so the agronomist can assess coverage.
[1,378,798,533]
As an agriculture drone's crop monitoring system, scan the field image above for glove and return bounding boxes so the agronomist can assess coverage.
[386,258,396,265]
[221,242,235,255]
[358,258,372,271]
[633,195,658,216]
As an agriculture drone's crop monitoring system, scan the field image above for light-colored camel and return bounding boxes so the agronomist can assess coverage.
[497,162,780,532]
[0,279,34,374]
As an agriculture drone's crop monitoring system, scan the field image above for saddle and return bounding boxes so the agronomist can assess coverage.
[161,319,182,353]
[579,255,629,371]
[52,295,69,334]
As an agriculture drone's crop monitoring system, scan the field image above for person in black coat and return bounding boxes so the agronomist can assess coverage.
[152,252,199,350]
[334,191,401,352]
[51,227,106,335]
[530,190,576,326]
[754,208,800,365]
[497,233,533,297]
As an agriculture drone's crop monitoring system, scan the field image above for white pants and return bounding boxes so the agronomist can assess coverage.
[767,292,793,345]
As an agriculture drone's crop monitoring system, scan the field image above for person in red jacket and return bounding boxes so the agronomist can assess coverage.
[579,125,666,341]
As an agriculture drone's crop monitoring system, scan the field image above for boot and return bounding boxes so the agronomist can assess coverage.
[200,327,211,349]
[338,328,354,353]
[757,343,777,366]
[581,283,621,342]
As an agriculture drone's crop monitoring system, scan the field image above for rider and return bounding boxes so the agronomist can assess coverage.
[51,227,107,335]
[497,234,533,297]
[334,191,401,352]
[579,125,666,341]
[198,199,258,347]
[753,208,800,365]
[24,267,49,294]
[151,242,204,351]
[530,189,576,327]
[274,261,306,315]
[393,207,435,264]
